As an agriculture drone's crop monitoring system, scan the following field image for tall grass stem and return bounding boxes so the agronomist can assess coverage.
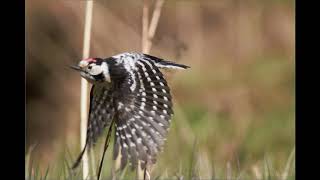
[142,0,149,53]
[81,0,94,179]
[140,0,165,179]
[145,0,164,53]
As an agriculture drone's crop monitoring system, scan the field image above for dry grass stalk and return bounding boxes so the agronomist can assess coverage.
[252,165,262,180]
[142,0,150,53]
[142,0,165,54]
[226,161,232,180]
[80,0,94,179]
[139,0,165,179]
[145,0,165,53]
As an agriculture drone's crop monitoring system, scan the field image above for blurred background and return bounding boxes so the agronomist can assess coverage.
[26,0,295,178]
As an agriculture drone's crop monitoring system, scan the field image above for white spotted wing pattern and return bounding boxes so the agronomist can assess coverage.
[72,52,189,170]
[87,84,115,146]
[72,84,115,169]
[113,55,175,170]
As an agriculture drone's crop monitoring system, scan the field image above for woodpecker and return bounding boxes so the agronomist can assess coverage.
[70,52,190,172]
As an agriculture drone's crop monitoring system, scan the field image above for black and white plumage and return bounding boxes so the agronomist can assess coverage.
[71,52,189,171]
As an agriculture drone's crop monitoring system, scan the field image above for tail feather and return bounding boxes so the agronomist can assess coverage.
[155,60,190,69]
[142,54,190,70]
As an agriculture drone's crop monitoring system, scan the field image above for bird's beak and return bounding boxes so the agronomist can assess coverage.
[69,65,84,72]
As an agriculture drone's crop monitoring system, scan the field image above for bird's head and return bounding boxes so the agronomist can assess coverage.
[70,57,111,84]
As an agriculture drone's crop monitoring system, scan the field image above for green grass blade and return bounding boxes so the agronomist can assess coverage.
[263,155,272,180]
[42,166,50,180]
[282,147,295,180]
[119,165,128,180]
[188,138,198,180]
[27,143,39,180]
[28,155,34,180]
[34,163,40,180]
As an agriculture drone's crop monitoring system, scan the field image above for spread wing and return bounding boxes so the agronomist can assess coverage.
[72,84,115,169]
[112,57,174,170]
[86,84,116,147]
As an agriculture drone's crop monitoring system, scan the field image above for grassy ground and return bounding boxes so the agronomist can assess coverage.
[26,55,295,180]
[26,146,295,180]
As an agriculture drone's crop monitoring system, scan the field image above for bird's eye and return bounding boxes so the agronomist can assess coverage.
[88,66,92,70]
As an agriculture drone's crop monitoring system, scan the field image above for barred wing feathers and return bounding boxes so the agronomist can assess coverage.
[72,84,115,169]
[113,58,173,170]
[87,84,115,147]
